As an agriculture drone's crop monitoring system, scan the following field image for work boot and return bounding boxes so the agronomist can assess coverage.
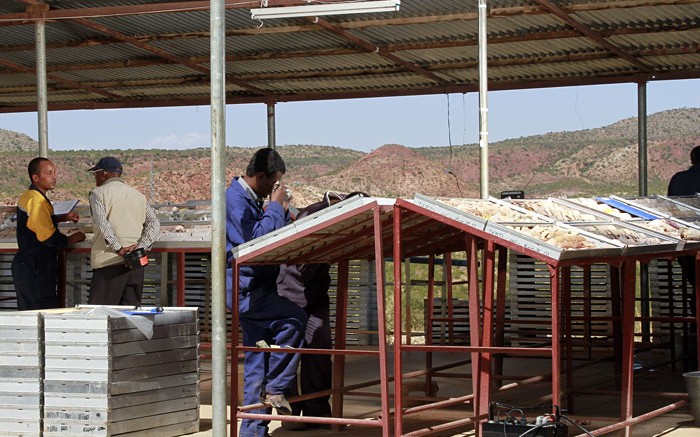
[265,393,292,415]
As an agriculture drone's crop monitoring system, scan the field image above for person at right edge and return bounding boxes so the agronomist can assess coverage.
[277,191,369,430]
[225,148,307,437]
[668,144,700,370]
[668,144,700,295]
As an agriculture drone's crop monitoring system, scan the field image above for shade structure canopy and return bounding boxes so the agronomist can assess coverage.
[231,196,470,266]
[1,0,699,113]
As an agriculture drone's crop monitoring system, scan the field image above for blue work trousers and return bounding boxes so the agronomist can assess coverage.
[238,289,307,437]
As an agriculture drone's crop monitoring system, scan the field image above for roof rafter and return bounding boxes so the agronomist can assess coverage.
[308,16,451,87]
[3,65,699,114]
[3,1,140,103]
[17,0,276,98]
[0,55,127,101]
[2,20,696,76]
[72,17,273,96]
[532,0,654,73]
[0,0,698,112]
[2,43,696,98]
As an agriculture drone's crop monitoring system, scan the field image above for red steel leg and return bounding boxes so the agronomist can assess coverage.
[620,260,637,437]
[393,205,404,436]
[372,207,391,437]
[467,235,482,435]
[549,265,561,414]
[332,260,349,425]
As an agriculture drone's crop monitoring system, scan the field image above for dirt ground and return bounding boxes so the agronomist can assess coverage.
[191,349,700,436]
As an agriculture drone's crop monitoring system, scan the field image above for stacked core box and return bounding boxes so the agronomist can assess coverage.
[0,306,199,437]
[0,311,43,437]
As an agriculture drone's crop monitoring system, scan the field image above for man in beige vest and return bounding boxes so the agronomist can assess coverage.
[87,157,159,305]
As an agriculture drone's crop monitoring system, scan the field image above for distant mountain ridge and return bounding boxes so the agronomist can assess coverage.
[0,107,698,205]
[0,128,38,152]
[493,107,700,147]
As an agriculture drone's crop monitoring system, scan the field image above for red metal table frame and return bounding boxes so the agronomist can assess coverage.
[391,199,698,437]
[229,204,393,436]
[0,244,210,308]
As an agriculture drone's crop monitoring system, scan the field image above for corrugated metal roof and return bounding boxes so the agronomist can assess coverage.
[0,0,698,112]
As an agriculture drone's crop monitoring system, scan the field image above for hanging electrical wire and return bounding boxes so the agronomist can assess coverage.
[444,93,463,197]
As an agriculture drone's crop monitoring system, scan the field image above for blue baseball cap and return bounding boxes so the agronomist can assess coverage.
[88,156,123,173]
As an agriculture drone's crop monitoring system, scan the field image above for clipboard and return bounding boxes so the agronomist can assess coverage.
[52,199,79,215]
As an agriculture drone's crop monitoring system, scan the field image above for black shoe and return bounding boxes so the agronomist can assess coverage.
[281,421,307,431]
[308,423,331,430]
[265,393,292,415]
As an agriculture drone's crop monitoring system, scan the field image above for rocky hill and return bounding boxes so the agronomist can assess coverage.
[0,128,38,152]
[0,108,698,206]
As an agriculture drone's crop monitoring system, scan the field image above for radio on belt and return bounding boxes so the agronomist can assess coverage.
[124,247,148,269]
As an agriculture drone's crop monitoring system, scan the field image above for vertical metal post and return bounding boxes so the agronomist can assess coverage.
[478,0,489,199]
[31,4,49,157]
[493,247,507,388]
[479,240,495,421]
[620,261,637,437]
[403,257,412,344]
[159,252,169,307]
[209,0,227,436]
[176,252,186,306]
[466,235,482,423]
[637,81,648,196]
[638,81,650,343]
[267,102,276,149]
[549,265,561,413]
[425,254,435,393]
[393,206,404,436]
[562,267,574,412]
[331,260,349,420]
[372,207,391,437]
[445,252,454,342]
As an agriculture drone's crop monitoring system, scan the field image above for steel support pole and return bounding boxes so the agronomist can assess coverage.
[562,267,574,412]
[467,235,482,426]
[493,247,508,388]
[638,81,651,343]
[479,240,495,422]
[425,254,436,398]
[267,102,276,149]
[549,265,561,413]
[478,0,489,199]
[393,206,404,436]
[637,81,648,196]
[331,260,349,422]
[32,4,49,157]
[176,252,186,306]
[620,261,637,437]
[209,0,228,435]
[372,207,391,437]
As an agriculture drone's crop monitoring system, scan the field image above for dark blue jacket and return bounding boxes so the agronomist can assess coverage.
[668,165,700,196]
[225,177,286,310]
[277,200,331,312]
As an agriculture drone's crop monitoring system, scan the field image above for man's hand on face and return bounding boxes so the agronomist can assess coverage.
[270,181,287,205]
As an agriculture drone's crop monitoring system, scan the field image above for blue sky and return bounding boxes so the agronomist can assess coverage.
[1,78,698,153]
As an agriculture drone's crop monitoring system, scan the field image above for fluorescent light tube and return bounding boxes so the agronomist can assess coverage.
[251,1,400,20]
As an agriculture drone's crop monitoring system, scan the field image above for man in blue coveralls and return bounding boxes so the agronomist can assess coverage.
[225,148,307,437]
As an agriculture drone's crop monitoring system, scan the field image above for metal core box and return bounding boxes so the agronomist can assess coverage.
[1,307,200,437]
